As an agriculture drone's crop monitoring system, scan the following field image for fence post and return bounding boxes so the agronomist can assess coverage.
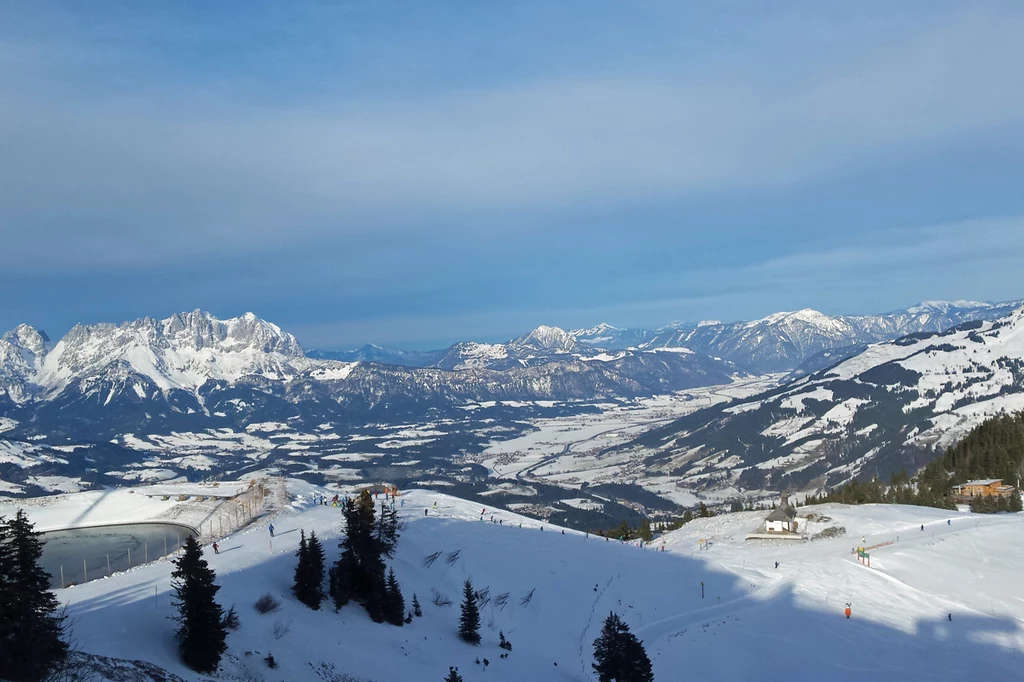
[107,553,111,576]
[145,542,148,564]
[83,559,87,583]
[128,547,131,567]
[60,565,65,589]
[165,536,168,557]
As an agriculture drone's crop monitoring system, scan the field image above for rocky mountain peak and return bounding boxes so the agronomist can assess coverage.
[513,325,577,353]
[2,324,50,364]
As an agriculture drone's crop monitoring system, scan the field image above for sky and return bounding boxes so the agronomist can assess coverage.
[2,1,1024,350]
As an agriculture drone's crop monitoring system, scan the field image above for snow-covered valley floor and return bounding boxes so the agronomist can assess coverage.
[13,481,1024,681]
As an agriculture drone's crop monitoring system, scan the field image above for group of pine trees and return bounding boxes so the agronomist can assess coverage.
[0,511,70,682]
[328,490,406,625]
[806,411,1024,513]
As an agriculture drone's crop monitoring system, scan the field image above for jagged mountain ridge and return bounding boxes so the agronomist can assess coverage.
[0,311,739,435]
[621,305,1024,495]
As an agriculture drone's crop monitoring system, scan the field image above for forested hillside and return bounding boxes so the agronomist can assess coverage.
[807,412,1024,512]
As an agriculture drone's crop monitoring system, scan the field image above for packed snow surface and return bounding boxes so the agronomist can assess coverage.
[12,479,1024,681]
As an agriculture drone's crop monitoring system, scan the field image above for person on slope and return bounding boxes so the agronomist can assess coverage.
[268,523,275,538]
[845,603,852,619]
[775,561,779,569]
[212,542,220,555]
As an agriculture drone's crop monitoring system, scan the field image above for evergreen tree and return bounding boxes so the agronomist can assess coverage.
[293,529,310,603]
[1011,489,1023,513]
[592,612,654,682]
[413,593,423,617]
[330,491,390,620]
[614,520,632,541]
[171,536,228,673]
[698,502,713,518]
[458,579,481,645]
[293,529,326,610]
[328,553,355,609]
[681,509,694,524]
[375,502,401,558]
[444,667,464,682]
[0,510,69,682]
[307,530,326,605]
[384,567,405,626]
[639,518,653,543]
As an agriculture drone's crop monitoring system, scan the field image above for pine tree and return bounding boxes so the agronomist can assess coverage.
[171,536,228,673]
[592,612,654,682]
[698,502,713,518]
[682,509,694,524]
[329,553,355,609]
[444,667,464,682]
[375,501,401,558]
[330,491,390,620]
[614,520,631,541]
[1011,489,1023,513]
[384,567,405,626]
[413,593,423,617]
[292,529,310,604]
[0,510,69,682]
[458,579,481,644]
[306,530,326,606]
[639,518,653,543]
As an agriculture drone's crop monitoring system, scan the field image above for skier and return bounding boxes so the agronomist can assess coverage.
[921,524,924,531]
[482,508,486,515]
[401,498,405,507]
[212,542,220,555]
[425,508,428,516]
[775,561,779,569]
[845,603,851,619]
[561,529,565,535]
[948,613,952,621]
[499,519,503,525]
[268,523,275,538]
[433,501,437,509]
[947,519,951,526]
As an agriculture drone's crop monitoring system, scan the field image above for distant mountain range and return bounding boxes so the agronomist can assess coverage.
[1,299,1021,497]
[313,299,1023,375]
[0,310,738,440]
[620,305,1024,494]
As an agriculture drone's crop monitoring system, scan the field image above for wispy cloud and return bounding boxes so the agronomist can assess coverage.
[1,4,1023,272]
[1,2,1023,344]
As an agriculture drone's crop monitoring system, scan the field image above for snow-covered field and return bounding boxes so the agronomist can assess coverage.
[18,479,1024,681]
[474,376,781,499]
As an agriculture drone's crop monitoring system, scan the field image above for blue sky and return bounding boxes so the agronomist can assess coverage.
[2,1,1024,349]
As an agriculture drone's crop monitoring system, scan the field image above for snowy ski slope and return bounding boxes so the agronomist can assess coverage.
[19,481,1024,681]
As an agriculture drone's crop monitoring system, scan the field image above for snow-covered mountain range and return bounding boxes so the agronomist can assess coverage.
[634,300,1024,373]
[310,300,1022,375]
[1,300,1021,498]
[624,304,1024,494]
[0,311,738,440]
